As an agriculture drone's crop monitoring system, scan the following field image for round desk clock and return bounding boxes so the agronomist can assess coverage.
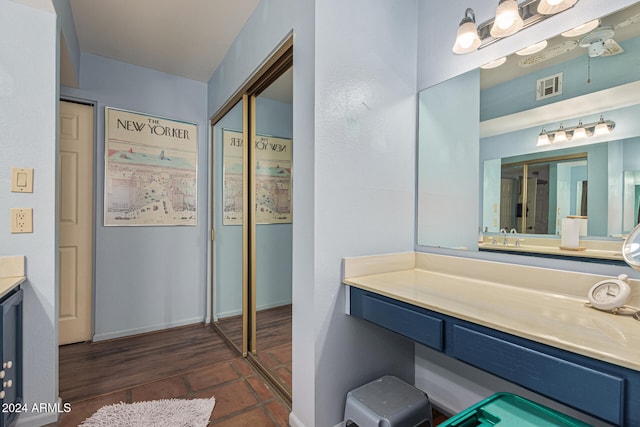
[587,274,631,312]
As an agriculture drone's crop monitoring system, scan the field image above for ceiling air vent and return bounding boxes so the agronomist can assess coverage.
[536,72,563,101]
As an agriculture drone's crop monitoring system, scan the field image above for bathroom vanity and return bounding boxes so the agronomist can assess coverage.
[343,252,640,426]
[0,257,25,427]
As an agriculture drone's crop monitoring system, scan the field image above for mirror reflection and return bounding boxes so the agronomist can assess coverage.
[417,2,640,260]
[254,67,293,396]
[490,154,587,235]
[213,99,244,352]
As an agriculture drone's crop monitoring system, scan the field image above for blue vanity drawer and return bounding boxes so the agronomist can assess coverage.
[359,292,443,351]
[451,325,625,425]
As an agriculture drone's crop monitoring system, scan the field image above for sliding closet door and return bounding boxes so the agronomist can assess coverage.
[212,98,248,355]
[249,68,293,395]
[210,37,293,403]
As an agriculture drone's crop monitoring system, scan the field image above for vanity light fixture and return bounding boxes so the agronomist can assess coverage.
[452,8,482,54]
[453,0,580,55]
[537,0,577,15]
[536,115,615,146]
[491,0,524,38]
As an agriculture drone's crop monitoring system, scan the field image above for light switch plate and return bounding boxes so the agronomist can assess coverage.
[11,168,34,193]
[10,208,33,233]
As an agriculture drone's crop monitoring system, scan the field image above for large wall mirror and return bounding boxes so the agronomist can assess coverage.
[418,2,640,261]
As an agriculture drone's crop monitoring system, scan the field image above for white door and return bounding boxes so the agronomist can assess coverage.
[59,101,94,345]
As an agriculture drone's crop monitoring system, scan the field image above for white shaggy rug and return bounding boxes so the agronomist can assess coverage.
[80,397,216,427]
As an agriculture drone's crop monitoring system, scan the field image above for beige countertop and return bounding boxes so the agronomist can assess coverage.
[0,256,25,298]
[343,252,640,372]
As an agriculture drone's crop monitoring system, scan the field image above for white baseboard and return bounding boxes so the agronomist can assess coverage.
[289,411,305,427]
[92,317,205,342]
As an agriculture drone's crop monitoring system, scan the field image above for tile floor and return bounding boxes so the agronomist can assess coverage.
[47,357,290,426]
[256,342,292,393]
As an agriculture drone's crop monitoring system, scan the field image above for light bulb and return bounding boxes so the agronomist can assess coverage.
[453,9,481,54]
[490,0,524,38]
[572,121,587,139]
[538,0,577,15]
[537,129,551,146]
[496,14,515,29]
[459,27,477,49]
[554,125,567,142]
[594,120,610,136]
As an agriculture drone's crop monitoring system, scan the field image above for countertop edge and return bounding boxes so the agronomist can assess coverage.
[0,276,26,299]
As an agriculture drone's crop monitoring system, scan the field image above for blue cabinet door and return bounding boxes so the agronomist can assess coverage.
[349,286,640,426]
[1,289,23,427]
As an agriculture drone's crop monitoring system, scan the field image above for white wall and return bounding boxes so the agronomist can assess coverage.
[312,1,418,424]
[0,2,59,425]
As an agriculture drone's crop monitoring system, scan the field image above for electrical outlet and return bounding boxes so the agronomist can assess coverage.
[10,208,33,233]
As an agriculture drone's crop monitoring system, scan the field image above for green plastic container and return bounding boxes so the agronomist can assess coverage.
[438,393,593,427]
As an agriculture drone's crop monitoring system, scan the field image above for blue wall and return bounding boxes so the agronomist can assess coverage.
[61,54,209,340]
[481,36,640,121]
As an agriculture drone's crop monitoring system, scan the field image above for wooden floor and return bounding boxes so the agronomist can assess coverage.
[51,323,290,426]
[52,318,448,426]
[59,323,237,403]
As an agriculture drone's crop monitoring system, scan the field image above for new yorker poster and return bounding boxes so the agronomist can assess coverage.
[223,129,292,225]
[104,107,198,226]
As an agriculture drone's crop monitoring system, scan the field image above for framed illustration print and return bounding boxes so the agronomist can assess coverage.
[104,107,198,226]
